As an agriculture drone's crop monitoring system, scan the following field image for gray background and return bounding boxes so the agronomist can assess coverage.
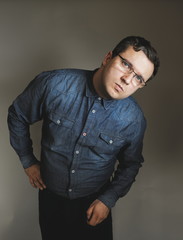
[0,0,182,239]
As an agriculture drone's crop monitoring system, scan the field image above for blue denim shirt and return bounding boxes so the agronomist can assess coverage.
[7,68,146,208]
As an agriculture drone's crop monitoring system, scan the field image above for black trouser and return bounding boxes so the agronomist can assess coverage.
[39,189,113,240]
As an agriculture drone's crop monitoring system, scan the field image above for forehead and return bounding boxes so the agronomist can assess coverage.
[120,46,154,81]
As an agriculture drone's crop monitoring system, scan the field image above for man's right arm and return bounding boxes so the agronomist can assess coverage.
[7,72,50,188]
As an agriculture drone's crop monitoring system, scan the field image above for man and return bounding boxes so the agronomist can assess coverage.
[7,36,160,240]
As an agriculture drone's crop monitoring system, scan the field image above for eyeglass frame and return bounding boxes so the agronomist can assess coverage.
[118,54,147,87]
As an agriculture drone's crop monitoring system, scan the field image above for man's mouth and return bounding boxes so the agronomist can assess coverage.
[114,83,124,92]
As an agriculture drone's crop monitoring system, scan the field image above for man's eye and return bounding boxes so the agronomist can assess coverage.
[122,60,130,69]
[135,75,143,83]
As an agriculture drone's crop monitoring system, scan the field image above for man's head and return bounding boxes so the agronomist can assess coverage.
[93,36,160,100]
[112,36,160,81]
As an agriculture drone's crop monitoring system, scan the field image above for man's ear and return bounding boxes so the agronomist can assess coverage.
[102,51,113,66]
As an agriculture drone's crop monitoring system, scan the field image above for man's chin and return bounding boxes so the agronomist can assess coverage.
[107,90,126,100]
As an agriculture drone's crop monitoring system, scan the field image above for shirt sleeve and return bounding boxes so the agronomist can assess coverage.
[7,71,50,168]
[97,116,147,209]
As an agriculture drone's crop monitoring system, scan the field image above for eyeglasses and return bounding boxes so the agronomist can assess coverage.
[118,55,146,87]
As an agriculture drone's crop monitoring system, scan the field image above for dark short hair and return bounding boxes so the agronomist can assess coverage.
[112,36,160,80]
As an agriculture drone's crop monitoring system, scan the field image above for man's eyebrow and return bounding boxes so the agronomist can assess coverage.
[124,57,145,81]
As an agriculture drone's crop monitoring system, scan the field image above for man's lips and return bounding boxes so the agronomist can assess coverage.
[114,83,124,92]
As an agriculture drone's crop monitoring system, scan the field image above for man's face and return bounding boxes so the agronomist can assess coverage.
[96,46,154,100]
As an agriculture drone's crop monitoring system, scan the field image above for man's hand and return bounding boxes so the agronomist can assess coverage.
[24,164,46,190]
[86,199,110,226]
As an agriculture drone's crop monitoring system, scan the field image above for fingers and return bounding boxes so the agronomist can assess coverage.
[86,204,93,221]
[29,178,37,188]
[86,200,110,226]
[25,164,46,190]
[29,176,46,190]
[87,209,102,226]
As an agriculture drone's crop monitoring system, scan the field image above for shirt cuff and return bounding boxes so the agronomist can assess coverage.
[97,190,119,209]
[20,154,40,169]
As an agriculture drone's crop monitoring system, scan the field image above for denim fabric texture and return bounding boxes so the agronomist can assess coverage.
[7,68,146,208]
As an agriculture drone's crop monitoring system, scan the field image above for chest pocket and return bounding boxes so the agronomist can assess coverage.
[43,111,74,149]
[93,132,126,156]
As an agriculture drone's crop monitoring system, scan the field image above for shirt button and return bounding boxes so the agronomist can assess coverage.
[92,109,96,113]
[57,120,61,124]
[68,188,72,192]
[71,170,75,173]
[75,150,79,154]
[83,132,87,136]
[109,140,113,144]
[98,97,101,100]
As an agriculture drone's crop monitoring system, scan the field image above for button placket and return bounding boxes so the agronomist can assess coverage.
[70,100,99,196]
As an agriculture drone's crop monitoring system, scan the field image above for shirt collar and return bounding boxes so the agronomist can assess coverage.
[85,69,117,110]
[85,69,98,98]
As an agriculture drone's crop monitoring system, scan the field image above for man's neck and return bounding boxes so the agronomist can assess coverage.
[92,68,106,99]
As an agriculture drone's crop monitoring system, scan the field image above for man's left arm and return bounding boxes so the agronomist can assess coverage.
[87,117,146,225]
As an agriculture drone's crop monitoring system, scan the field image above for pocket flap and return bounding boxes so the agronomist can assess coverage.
[48,111,74,128]
[99,133,121,145]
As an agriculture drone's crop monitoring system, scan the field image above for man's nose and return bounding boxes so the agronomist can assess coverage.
[121,72,134,85]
